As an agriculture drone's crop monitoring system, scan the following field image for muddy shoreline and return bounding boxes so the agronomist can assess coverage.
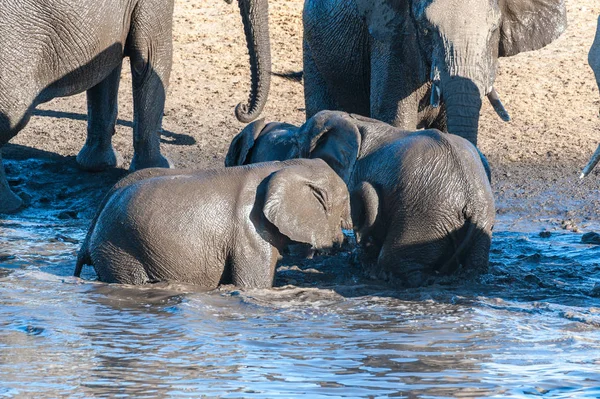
[1,0,600,279]
[3,142,600,303]
[4,0,599,232]
[1,1,600,396]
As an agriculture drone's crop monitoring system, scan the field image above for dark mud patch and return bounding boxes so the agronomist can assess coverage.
[2,142,599,310]
[492,161,600,233]
[3,144,127,221]
[272,230,600,311]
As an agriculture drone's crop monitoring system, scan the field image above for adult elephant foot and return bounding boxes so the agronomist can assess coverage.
[128,153,172,172]
[0,188,22,214]
[0,157,23,213]
[76,143,123,172]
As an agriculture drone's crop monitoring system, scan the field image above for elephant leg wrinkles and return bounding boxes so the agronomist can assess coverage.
[127,2,173,171]
[370,39,423,129]
[303,41,340,120]
[77,62,124,172]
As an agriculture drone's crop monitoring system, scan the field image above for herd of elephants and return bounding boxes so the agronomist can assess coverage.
[1,0,599,289]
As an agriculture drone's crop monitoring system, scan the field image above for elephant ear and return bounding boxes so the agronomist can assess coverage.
[299,112,362,184]
[498,0,567,57]
[350,181,379,243]
[225,119,266,166]
[263,166,334,248]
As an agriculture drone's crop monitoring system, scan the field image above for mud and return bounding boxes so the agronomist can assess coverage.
[1,0,600,396]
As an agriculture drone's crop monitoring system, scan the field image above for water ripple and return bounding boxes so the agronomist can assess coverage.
[1,217,600,397]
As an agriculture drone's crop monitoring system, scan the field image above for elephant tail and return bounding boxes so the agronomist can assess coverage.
[74,250,89,278]
[74,238,92,278]
[438,218,477,275]
[272,70,303,82]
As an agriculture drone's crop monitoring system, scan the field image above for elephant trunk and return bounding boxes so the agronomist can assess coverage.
[581,144,600,178]
[235,0,271,123]
[442,76,483,147]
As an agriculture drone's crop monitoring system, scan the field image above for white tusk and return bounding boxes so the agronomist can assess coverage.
[430,82,441,108]
[580,144,600,179]
[487,88,511,122]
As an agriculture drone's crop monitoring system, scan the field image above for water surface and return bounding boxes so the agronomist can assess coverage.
[1,214,599,398]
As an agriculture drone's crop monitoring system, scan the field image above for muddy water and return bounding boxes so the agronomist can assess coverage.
[0,148,599,397]
[1,210,599,398]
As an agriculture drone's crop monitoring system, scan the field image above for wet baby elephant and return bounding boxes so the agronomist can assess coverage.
[225,119,302,166]
[74,159,351,288]
[307,113,495,286]
[228,111,495,286]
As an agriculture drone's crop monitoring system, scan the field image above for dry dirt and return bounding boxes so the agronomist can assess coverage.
[5,0,600,232]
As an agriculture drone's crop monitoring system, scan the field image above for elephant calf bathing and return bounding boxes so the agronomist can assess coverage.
[74,159,351,288]
[227,111,495,287]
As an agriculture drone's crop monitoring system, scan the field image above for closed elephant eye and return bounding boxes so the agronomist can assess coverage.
[309,185,329,214]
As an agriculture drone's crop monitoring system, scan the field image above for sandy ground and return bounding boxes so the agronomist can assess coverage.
[4,0,600,232]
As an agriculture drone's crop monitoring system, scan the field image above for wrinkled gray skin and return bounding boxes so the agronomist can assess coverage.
[74,159,351,288]
[225,119,302,166]
[0,0,177,213]
[303,0,567,146]
[227,111,495,287]
[591,16,600,95]
[582,16,600,176]
[238,0,567,147]
[233,0,272,124]
[0,0,266,213]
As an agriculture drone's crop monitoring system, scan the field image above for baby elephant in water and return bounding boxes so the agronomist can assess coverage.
[74,159,351,288]
[227,111,495,286]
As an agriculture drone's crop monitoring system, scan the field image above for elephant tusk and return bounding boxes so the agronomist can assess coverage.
[430,82,441,108]
[487,88,511,122]
[580,144,600,179]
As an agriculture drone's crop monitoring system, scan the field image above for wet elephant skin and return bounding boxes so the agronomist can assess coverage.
[75,159,351,288]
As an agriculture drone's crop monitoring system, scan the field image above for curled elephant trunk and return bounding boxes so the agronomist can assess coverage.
[580,144,600,179]
[235,0,271,123]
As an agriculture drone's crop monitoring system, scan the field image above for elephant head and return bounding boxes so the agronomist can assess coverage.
[263,160,352,249]
[234,0,271,123]
[357,0,567,145]
[225,119,302,166]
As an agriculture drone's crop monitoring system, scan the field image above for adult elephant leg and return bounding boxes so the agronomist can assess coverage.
[0,149,23,213]
[76,63,124,171]
[303,41,339,119]
[303,0,370,118]
[129,55,172,171]
[127,3,173,171]
[370,39,421,129]
[0,109,30,213]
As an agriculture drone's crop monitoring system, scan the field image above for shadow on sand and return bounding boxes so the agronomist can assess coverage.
[32,109,197,146]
